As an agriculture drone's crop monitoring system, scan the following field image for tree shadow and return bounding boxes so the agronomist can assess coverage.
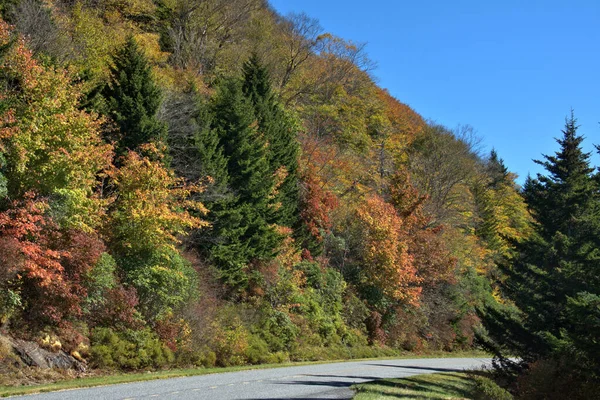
[301,374,383,380]
[357,374,474,399]
[367,363,467,373]
[274,379,354,388]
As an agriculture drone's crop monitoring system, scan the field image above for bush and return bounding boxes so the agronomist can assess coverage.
[211,319,249,367]
[84,252,117,310]
[123,247,199,322]
[470,375,513,400]
[90,327,174,370]
[245,334,277,365]
[516,358,599,400]
[260,309,298,352]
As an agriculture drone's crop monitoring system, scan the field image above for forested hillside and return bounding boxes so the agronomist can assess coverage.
[0,1,597,397]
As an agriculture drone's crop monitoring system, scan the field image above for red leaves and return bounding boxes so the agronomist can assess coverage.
[0,194,105,325]
[0,194,64,289]
[299,162,338,242]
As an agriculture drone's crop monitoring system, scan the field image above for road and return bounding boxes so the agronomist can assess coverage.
[11,357,491,400]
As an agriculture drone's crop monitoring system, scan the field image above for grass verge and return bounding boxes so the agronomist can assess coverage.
[352,370,512,400]
[0,350,489,398]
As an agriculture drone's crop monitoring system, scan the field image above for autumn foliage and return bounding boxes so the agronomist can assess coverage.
[355,194,421,305]
[0,1,541,374]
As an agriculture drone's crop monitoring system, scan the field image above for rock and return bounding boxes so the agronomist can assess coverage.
[3,335,86,372]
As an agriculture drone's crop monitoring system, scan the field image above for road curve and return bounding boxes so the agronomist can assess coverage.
[11,357,491,400]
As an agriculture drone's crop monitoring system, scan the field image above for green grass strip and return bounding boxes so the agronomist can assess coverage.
[353,371,478,399]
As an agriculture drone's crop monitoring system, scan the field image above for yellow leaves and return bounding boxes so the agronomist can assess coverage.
[110,151,209,253]
[355,194,422,306]
[273,225,301,269]
[134,32,169,64]
[0,21,113,205]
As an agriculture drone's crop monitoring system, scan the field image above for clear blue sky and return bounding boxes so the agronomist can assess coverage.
[268,0,600,183]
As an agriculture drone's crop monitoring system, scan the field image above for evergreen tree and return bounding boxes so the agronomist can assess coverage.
[198,79,281,291]
[241,54,300,228]
[102,36,167,158]
[480,113,600,380]
[531,112,596,238]
[486,149,509,188]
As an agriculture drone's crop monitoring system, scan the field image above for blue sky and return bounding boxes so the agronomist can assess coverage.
[268,0,600,183]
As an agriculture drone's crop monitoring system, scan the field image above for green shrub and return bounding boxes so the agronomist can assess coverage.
[471,375,513,400]
[201,350,217,368]
[121,247,199,322]
[245,334,271,365]
[90,327,174,370]
[261,309,298,352]
[84,252,117,310]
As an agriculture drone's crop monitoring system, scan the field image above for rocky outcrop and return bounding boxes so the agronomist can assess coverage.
[2,335,86,372]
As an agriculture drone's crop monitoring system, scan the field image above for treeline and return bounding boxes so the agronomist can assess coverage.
[0,2,595,396]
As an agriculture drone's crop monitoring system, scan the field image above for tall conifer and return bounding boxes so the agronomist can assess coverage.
[480,113,600,379]
[242,54,300,228]
[198,79,280,291]
[102,36,167,158]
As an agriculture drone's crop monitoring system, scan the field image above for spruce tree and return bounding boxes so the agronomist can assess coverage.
[241,54,300,228]
[102,36,167,158]
[480,113,600,379]
[531,112,596,238]
[198,79,280,291]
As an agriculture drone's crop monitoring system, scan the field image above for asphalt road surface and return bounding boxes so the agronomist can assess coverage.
[12,357,491,400]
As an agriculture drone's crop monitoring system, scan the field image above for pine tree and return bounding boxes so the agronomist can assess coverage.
[241,54,300,228]
[486,149,509,188]
[102,36,167,158]
[531,111,596,238]
[197,79,281,291]
[480,113,600,379]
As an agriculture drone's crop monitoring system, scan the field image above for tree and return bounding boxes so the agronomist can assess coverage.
[241,54,300,228]
[0,20,112,231]
[481,113,600,380]
[474,150,532,261]
[197,78,280,291]
[109,147,208,320]
[101,36,167,159]
[354,194,422,308]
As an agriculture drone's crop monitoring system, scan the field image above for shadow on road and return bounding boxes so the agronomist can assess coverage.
[366,364,466,373]
[274,379,354,388]
[301,374,382,380]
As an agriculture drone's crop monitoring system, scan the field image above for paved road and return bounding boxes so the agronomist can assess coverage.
[12,357,491,400]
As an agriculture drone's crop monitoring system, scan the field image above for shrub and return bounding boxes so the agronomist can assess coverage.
[245,334,272,365]
[90,327,173,370]
[261,309,298,352]
[471,374,513,400]
[516,358,598,400]
[211,318,249,367]
[121,247,199,322]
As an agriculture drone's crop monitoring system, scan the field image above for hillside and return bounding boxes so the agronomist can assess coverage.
[0,1,598,398]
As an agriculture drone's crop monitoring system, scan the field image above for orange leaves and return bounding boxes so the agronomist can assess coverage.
[355,194,421,306]
[389,171,456,286]
[0,194,86,324]
[376,88,425,143]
